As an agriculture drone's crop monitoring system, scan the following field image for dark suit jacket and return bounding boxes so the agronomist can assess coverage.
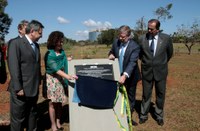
[8,36,41,97]
[109,38,141,84]
[7,36,21,56]
[139,33,173,81]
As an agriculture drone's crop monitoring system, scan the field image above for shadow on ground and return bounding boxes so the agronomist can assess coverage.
[0,99,69,131]
[37,99,69,131]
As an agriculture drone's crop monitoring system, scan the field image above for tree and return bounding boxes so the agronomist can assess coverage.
[134,16,147,34]
[174,19,200,55]
[0,0,12,41]
[0,0,7,13]
[97,29,118,46]
[154,3,173,22]
[133,3,173,41]
[134,16,147,42]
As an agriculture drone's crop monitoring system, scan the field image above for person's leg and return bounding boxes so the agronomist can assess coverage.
[26,96,38,131]
[126,85,136,113]
[125,80,138,126]
[140,79,154,120]
[154,79,166,120]
[49,101,57,131]
[55,103,63,129]
[10,88,26,131]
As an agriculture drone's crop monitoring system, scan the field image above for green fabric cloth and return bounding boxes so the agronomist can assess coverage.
[45,49,68,85]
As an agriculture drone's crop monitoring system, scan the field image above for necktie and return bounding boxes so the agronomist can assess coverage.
[119,45,125,73]
[31,43,36,52]
[150,37,154,55]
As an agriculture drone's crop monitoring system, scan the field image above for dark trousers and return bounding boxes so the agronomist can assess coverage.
[140,78,166,120]
[125,79,138,113]
[10,88,38,131]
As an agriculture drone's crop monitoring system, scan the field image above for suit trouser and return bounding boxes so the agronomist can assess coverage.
[10,88,38,131]
[125,79,138,113]
[140,78,166,120]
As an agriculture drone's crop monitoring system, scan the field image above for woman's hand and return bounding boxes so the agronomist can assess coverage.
[67,55,73,61]
[68,75,78,80]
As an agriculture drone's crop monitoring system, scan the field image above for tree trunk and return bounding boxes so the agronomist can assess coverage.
[185,42,194,55]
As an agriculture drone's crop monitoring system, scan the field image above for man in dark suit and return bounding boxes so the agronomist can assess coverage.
[108,25,140,126]
[8,20,29,45]
[8,20,44,131]
[138,19,173,126]
[7,20,29,89]
[17,20,29,38]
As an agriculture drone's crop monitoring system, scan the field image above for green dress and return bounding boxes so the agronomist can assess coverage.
[44,49,68,103]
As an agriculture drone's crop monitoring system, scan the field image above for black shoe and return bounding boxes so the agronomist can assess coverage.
[157,119,164,126]
[132,120,138,126]
[139,118,148,124]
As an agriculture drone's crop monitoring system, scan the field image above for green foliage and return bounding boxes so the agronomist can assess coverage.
[97,28,118,46]
[62,42,72,50]
[64,36,77,45]
[0,0,7,13]
[154,3,173,21]
[174,20,200,43]
[0,0,12,40]
[61,36,77,50]
[172,20,200,55]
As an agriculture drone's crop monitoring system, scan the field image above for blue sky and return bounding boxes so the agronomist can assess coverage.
[4,0,200,43]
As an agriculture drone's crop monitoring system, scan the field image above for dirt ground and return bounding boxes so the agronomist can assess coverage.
[0,79,10,130]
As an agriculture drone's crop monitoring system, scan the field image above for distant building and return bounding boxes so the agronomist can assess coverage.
[89,31,101,42]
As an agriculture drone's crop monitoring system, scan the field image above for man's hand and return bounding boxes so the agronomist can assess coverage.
[108,54,115,60]
[16,89,24,96]
[118,74,127,84]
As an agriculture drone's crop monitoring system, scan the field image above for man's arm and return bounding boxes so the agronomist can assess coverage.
[8,40,23,92]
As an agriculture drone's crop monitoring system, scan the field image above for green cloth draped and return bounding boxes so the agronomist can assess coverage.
[45,49,68,85]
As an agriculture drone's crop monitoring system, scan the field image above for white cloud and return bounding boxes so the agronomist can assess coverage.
[104,21,112,28]
[57,16,70,24]
[83,19,112,30]
[75,30,89,40]
[75,19,112,40]
[83,19,97,27]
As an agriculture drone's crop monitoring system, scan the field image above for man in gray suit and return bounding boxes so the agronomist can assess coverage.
[8,20,29,49]
[138,19,173,126]
[108,25,140,126]
[14,20,29,39]
[7,20,29,90]
[8,20,44,131]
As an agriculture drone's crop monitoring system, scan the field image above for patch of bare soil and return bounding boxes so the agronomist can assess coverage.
[0,80,10,127]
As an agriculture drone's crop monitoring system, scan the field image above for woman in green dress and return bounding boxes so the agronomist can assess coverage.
[44,31,77,131]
